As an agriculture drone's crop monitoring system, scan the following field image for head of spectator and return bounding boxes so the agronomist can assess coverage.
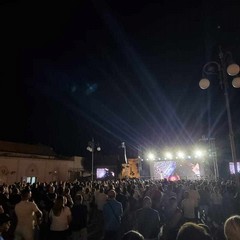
[122,230,144,240]
[224,215,240,240]
[115,186,121,194]
[85,187,90,194]
[143,196,152,208]
[74,194,83,205]
[52,195,65,216]
[48,185,55,193]
[99,186,104,193]
[189,184,195,190]
[12,187,20,195]
[0,213,11,235]
[0,186,6,194]
[183,191,189,199]
[176,222,212,240]
[166,184,173,192]
[108,190,116,199]
[21,188,31,201]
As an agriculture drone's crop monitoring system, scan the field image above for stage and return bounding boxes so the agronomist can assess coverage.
[121,158,205,180]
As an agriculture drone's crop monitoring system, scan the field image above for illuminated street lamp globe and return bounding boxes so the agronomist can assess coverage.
[199,78,210,89]
[227,63,240,76]
[227,63,240,88]
[96,146,101,151]
[232,77,240,88]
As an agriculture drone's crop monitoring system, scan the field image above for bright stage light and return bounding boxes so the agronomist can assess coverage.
[177,151,185,159]
[165,152,173,160]
[194,149,205,158]
[147,152,155,161]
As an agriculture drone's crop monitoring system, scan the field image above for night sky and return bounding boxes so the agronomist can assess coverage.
[0,0,240,159]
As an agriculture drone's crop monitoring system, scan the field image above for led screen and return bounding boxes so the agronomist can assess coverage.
[152,161,176,180]
[151,161,201,180]
[229,162,240,174]
[96,168,115,179]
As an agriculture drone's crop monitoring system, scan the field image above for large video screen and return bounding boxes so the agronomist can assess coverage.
[229,162,240,174]
[151,161,201,180]
[96,168,115,179]
[151,161,176,180]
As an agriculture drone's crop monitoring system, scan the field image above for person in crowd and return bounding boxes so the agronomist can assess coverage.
[0,186,9,214]
[94,186,107,237]
[95,186,107,212]
[116,186,130,235]
[9,188,21,208]
[224,215,240,240]
[150,184,163,213]
[160,196,183,240]
[63,187,74,208]
[125,189,139,232]
[134,196,160,239]
[132,185,141,202]
[14,188,43,240]
[0,213,11,240]
[222,185,235,220]
[188,184,200,221]
[181,191,195,223]
[49,195,72,240]
[198,185,210,221]
[83,187,93,224]
[175,183,184,205]
[176,222,212,240]
[210,186,223,223]
[70,194,88,240]
[44,185,57,213]
[103,189,123,240]
[160,184,177,212]
[116,186,129,212]
[122,230,144,240]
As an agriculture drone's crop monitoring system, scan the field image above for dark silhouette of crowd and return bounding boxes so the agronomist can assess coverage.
[0,177,240,240]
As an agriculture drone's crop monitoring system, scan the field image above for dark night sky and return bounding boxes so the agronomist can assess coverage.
[0,0,240,158]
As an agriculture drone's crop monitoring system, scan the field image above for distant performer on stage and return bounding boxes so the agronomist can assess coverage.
[160,171,164,180]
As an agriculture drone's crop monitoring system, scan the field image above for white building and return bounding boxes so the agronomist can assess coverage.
[0,141,86,184]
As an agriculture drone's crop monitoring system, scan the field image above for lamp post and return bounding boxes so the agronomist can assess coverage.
[199,46,240,181]
[87,138,101,182]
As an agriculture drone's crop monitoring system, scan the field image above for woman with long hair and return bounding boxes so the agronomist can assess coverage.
[49,195,72,240]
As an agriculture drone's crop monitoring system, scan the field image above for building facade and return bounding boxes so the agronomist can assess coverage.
[0,141,85,184]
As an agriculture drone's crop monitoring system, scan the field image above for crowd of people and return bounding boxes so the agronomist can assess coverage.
[0,176,240,240]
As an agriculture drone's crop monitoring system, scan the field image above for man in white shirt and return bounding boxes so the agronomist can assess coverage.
[14,188,42,240]
[95,187,107,212]
[181,191,196,222]
[188,184,200,220]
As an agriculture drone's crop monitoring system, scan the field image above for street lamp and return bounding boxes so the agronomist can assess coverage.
[199,46,240,180]
[87,138,101,181]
